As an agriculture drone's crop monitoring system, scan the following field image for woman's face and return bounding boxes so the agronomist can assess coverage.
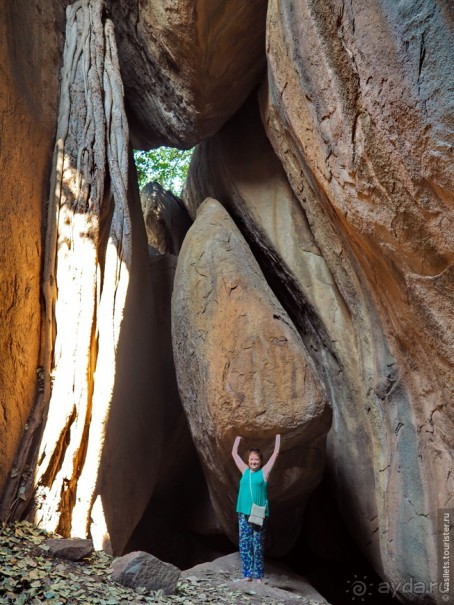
[248,453,261,471]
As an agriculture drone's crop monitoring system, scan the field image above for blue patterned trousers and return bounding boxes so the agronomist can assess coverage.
[238,513,265,579]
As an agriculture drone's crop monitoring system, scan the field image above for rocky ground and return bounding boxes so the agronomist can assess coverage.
[0,522,326,605]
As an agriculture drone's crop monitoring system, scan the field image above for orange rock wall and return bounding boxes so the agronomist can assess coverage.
[0,0,69,494]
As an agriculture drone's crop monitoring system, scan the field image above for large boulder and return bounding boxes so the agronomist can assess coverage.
[171,197,331,554]
[109,0,267,148]
[261,0,453,598]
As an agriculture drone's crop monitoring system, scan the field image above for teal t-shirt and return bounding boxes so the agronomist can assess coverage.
[236,468,269,516]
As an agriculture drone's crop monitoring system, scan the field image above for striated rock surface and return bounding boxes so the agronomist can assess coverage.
[172,197,331,553]
[0,0,70,497]
[1,3,163,559]
[262,0,454,597]
[109,0,267,148]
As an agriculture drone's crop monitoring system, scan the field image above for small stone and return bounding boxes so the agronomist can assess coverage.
[45,538,93,561]
[111,550,181,595]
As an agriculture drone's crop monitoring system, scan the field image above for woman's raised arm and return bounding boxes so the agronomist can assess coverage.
[262,434,281,481]
[231,436,248,474]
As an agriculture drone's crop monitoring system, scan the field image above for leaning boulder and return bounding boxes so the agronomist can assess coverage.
[172,198,331,554]
[111,551,181,595]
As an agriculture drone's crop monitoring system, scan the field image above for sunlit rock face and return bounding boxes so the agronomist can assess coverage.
[0,0,70,496]
[171,198,332,554]
[109,0,267,149]
[259,0,453,595]
[92,159,165,556]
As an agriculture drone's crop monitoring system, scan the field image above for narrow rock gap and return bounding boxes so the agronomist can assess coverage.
[127,145,237,570]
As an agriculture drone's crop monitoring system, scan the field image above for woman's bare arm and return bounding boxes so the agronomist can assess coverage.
[262,434,281,481]
[232,436,248,473]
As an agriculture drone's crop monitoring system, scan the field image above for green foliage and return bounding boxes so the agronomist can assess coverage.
[133,147,193,194]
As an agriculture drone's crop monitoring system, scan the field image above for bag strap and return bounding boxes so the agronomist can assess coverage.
[249,469,255,505]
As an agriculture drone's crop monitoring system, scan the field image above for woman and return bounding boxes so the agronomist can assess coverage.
[231,433,281,582]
